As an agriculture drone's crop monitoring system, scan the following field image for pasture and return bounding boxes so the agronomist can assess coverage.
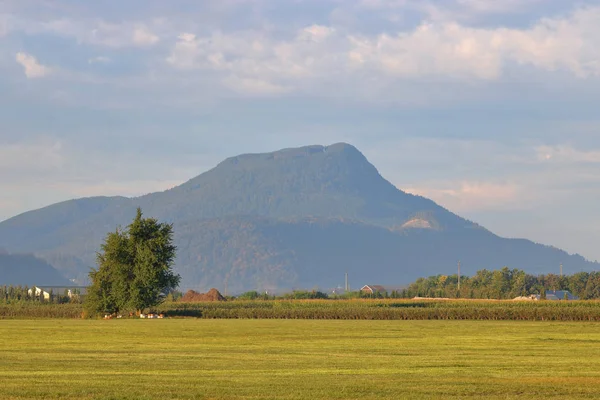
[1,320,600,399]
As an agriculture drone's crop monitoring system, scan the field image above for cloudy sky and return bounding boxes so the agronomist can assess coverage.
[1,0,600,262]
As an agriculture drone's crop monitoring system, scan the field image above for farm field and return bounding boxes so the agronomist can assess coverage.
[1,320,600,399]
[7,299,600,321]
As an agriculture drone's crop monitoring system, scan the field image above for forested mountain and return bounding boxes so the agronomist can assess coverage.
[0,253,72,286]
[0,143,596,291]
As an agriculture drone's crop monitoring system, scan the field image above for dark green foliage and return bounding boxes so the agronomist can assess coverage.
[85,209,180,315]
[403,268,599,300]
[0,144,598,290]
[280,290,329,300]
[237,291,262,300]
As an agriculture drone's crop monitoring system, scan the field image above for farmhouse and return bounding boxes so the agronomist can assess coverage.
[360,285,387,294]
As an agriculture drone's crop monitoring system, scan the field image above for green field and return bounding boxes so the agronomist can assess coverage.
[1,320,600,399]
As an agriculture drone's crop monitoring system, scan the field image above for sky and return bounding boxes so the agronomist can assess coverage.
[1,0,600,262]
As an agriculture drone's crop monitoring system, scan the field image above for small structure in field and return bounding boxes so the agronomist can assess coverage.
[513,295,539,301]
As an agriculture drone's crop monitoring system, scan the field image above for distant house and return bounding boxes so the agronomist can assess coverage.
[534,290,579,301]
[360,285,387,294]
[28,286,51,300]
[546,290,578,301]
[28,286,87,300]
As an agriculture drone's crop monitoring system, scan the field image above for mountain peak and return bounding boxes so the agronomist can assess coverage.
[217,142,365,167]
[326,142,360,152]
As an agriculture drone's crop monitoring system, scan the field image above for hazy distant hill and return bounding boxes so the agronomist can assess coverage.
[0,253,72,286]
[0,143,596,290]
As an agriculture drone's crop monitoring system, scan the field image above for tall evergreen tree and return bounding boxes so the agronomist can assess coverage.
[85,209,180,316]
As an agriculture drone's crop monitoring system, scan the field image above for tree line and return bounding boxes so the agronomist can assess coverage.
[401,267,600,300]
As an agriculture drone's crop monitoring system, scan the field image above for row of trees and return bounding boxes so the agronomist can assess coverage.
[403,267,600,300]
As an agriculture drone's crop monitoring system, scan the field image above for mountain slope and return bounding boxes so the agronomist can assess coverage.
[173,216,592,292]
[151,143,464,229]
[0,143,596,290]
[0,253,72,286]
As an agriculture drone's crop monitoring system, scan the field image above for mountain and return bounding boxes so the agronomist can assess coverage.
[0,253,72,286]
[0,143,596,291]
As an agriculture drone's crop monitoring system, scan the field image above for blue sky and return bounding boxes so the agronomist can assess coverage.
[1,0,600,263]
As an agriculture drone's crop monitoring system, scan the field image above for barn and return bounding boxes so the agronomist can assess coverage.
[360,285,387,295]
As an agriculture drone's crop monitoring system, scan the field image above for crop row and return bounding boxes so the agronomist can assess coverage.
[157,300,600,321]
[3,300,600,320]
[0,303,83,319]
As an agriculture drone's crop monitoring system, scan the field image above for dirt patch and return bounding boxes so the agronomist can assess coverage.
[513,295,539,301]
[181,288,226,302]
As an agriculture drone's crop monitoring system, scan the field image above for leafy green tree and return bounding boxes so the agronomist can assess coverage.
[85,209,180,316]
[583,272,600,300]
[237,291,260,300]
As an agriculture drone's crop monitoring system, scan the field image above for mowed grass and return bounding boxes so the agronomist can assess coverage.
[1,320,600,399]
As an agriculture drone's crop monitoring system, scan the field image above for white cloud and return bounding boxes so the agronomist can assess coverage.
[223,76,289,95]
[164,6,600,93]
[405,181,523,212]
[0,15,8,37]
[132,26,159,46]
[536,145,600,163]
[298,25,335,42]
[88,56,111,64]
[9,17,162,48]
[455,0,543,15]
[167,26,344,94]
[0,139,63,172]
[15,52,51,78]
[166,33,203,69]
[504,7,600,77]
[86,22,160,48]
[350,6,600,79]
[348,23,505,79]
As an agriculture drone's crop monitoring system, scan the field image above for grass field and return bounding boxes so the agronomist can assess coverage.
[1,320,600,399]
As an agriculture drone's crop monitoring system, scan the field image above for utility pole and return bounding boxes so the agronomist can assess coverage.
[560,263,563,278]
[345,272,349,292]
[224,274,230,297]
[457,261,461,291]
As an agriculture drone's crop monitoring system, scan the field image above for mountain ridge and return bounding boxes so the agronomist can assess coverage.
[0,253,72,286]
[0,143,596,290]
